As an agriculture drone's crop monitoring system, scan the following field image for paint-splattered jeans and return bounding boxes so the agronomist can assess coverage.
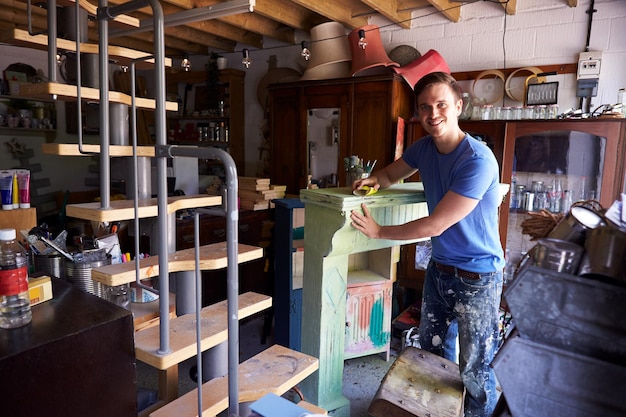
[418,261,503,417]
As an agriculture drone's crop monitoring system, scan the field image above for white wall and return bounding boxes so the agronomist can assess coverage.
[1,0,624,187]
[225,0,626,176]
[0,46,99,217]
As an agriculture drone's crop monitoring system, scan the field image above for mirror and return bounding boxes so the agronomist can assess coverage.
[307,108,340,188]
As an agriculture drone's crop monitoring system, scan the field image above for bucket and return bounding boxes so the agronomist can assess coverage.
[548,205,605,246]
[531,238,584,274]
[65,256,111,297]
[580,225,626,281]
[34,253,65,279]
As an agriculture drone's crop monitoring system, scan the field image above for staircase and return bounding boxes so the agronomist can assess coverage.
[8,1,319,415]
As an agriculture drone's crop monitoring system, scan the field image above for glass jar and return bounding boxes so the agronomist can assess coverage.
[493,106,503,120]
[522,106,534,119]
[502,106,512,120]
[512,106,523,120]
[536,105,547,119]
[481,105,493,120]
[548,104,559,119]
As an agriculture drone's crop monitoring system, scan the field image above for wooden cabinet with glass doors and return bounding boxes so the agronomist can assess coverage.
[267,73,413,194]
[399,119,626,291]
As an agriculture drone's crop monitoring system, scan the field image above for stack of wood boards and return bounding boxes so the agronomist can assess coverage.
[238,177,285,211]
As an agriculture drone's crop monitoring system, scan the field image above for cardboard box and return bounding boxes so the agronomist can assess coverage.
[28,275,53,306]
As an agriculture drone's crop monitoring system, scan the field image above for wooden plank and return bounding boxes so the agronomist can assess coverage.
[65,194,221,222]
[149,344,319,417]
[42,143,157,157]
[91,242,263,286]
[0,28,171,68]
[369,347,464,417]
[13,82,178,111]
[135,292,273,370]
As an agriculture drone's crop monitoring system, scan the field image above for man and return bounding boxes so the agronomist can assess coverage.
[350,72,504,417]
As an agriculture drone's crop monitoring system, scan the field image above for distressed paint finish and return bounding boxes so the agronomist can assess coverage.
[299,184,429,417]
[344,280,392,360]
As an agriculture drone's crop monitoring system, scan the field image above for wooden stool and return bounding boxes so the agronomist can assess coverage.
[368,347,465,417]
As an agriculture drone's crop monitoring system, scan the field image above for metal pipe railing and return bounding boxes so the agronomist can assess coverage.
[46,0,244,414]
[156,144,240,415]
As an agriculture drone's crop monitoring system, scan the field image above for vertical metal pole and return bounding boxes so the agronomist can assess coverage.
[47,0,57,83]
[147,0,171,355]
[98,0,111,209]
[164,146,239,416]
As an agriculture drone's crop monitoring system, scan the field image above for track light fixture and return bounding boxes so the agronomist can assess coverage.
[358,29,367,49]
[300,41,311,61]
[242,48,251,69]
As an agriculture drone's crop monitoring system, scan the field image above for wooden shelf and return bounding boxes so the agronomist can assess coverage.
[0,28,171,68]
[42,142,157,157]
[0,126,55,136]
[134,291,272,370]
[65,194,222,222]
[12,82,178,111]
[91,241,263,286]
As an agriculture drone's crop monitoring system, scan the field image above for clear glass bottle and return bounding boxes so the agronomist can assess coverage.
[460,92,473,120]
[0,228,32,329]
[561,189,573,214]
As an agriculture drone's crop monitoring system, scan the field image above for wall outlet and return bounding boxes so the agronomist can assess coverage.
[577,51,602,79]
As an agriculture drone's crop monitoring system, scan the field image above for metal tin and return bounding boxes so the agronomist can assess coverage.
[523,191,534,211]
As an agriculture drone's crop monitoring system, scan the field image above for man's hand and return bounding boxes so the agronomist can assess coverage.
[350,203,381,238]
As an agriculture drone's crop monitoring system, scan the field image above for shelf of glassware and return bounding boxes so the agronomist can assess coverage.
[503,118,626,265]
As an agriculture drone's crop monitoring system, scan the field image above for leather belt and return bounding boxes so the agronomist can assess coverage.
[435,262,481,280]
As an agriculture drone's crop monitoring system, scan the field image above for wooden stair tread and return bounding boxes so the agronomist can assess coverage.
[65,194,221,222]
[11,82,178,111]
[42,143,157,157]
[92,242,263,286]
[135,291,273,370]
[0,28,171,68]
[149,344,319,417]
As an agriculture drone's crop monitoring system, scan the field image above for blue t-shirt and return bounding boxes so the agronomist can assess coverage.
[402,133,505,273]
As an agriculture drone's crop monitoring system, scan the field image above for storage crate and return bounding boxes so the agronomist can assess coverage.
[504,264,626,364]
[492,336,626,417]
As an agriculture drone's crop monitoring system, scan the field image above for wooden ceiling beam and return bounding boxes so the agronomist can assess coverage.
[425,0,460,23]
[498,0,517,15]
[160,0,296,46]
[362,0,412,29]
[253,0,328,32]
[288,0,369,30]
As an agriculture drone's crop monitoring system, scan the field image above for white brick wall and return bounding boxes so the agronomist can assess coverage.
[374,0,626,110]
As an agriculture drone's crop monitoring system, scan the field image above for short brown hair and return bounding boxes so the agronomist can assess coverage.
[414,72,462,102]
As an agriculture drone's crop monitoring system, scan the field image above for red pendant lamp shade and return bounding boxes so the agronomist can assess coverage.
[393,49,451,90]
[348,25,399,76]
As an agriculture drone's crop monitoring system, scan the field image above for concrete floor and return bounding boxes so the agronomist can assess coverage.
[136,314,399,416]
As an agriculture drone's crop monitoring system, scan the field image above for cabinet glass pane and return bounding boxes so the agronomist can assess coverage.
[507,130,607,263]
[307,108,340,188]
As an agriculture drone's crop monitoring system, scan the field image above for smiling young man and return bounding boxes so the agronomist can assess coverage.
[350,72,504,417]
